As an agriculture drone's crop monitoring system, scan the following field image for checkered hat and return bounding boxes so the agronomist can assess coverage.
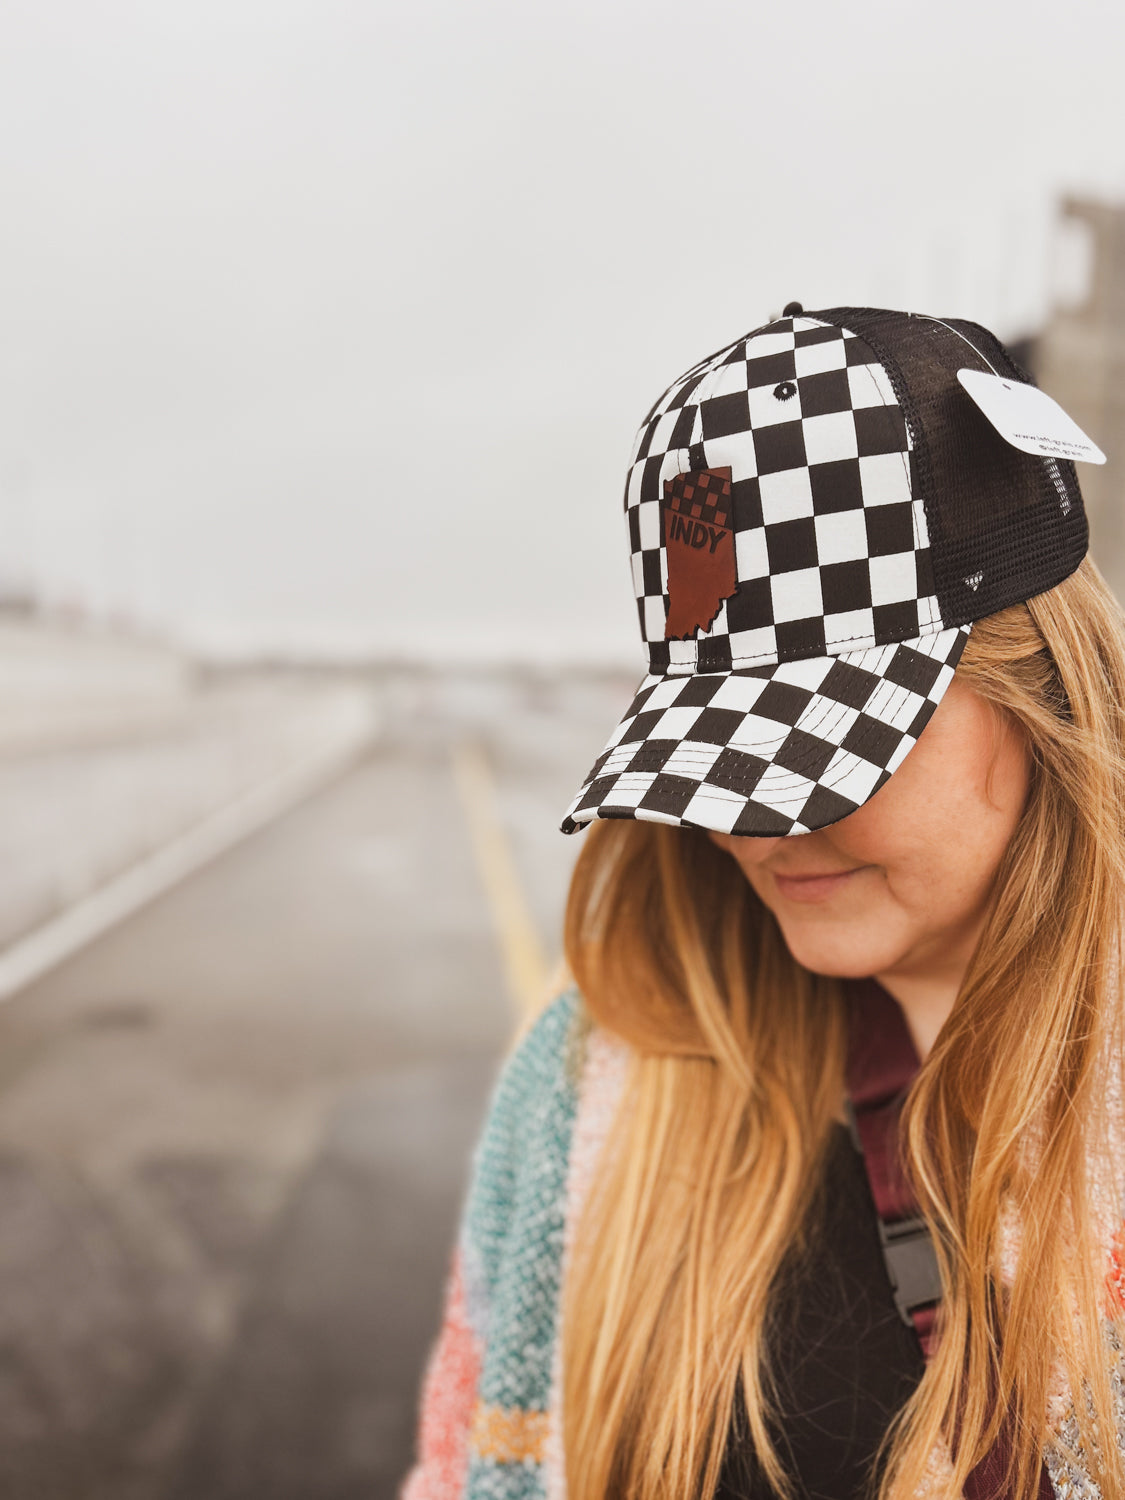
[561,306,1088,837]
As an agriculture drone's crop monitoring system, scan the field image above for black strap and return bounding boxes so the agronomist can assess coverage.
[844,980,941,1353]
[844,979,1053,1500]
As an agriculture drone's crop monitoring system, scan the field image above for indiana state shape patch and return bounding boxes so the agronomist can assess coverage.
[662,466,737,639]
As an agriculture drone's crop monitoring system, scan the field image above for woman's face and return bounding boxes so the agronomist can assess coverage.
[708,675,1032,992]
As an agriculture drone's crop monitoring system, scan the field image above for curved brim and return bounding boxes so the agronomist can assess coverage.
[561,626,971,838]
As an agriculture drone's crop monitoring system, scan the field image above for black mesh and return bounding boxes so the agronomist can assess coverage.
[809,308,1088,626]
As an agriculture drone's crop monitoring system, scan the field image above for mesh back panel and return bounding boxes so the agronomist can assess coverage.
[811,308,1088,626]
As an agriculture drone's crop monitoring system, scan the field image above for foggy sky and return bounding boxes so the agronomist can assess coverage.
[0,0,1123,665]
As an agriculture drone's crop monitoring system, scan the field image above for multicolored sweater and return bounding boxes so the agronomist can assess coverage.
[402,990,625,1500]
[402,989,1125,1500]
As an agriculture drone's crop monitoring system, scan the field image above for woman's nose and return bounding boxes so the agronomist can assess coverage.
[709,831,783,865]
[737,834,783,864]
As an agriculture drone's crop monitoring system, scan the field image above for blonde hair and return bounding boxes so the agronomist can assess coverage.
[561,557,1125,1500]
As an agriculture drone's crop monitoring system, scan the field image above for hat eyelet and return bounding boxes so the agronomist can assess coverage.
[774,381,797,402]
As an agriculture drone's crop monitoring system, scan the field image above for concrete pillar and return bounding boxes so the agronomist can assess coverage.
[1036,197,1125,600]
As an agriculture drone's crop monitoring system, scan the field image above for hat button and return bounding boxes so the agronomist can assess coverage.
[783,301,804,317]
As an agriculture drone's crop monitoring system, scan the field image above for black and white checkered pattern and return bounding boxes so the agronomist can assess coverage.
[627,316,943,676]
[562,627,969,836]
[562,314,971,838]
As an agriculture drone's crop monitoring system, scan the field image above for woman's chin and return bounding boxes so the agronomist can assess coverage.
[774,921,905,981]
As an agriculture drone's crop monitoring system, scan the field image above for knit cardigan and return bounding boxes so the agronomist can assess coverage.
[402,989,1125,1500]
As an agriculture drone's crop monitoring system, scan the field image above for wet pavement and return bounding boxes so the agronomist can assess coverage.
[0,665,632,1500]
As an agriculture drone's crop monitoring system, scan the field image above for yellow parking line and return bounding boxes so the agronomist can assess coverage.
[452,741,551,1019]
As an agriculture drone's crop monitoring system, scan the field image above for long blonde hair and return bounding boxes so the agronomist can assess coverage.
[561,558,1125,1500]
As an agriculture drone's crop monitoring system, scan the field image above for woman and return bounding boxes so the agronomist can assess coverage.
[404,307,1123,1500]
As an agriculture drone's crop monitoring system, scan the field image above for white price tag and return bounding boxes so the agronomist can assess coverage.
[957,368,1105,465]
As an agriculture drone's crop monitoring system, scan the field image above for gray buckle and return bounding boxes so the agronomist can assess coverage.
[879,1216,941,1326]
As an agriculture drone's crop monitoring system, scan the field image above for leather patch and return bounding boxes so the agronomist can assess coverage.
[662,467,736,639]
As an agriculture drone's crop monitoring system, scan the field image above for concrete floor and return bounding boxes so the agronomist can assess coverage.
[0,665,632,1500]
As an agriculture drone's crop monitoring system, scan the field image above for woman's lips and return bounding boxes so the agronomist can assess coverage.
[772,867,868,903]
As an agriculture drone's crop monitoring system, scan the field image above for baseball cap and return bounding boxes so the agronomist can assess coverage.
[561,306,1090,838]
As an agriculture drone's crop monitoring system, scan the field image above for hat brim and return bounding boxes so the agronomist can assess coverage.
[561,625,971,838]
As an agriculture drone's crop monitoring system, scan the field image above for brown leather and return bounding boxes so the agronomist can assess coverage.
[661,467,737,639]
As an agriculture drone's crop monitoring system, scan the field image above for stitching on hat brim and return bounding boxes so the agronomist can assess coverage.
[562,626,969,832]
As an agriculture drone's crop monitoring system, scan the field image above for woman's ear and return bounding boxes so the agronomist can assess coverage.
[981,697,1032,816]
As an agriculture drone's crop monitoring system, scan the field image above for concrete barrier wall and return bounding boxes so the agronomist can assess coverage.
[0,621,379,957]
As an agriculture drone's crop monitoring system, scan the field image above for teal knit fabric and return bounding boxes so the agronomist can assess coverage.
[460,991,582,1500]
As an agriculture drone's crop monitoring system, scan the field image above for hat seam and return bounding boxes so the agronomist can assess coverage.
[660,611,949,674]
